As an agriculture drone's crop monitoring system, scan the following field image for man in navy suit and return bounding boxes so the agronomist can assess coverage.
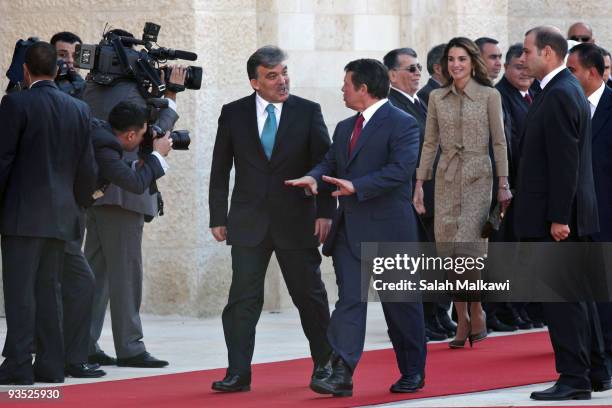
[0,42,96,384]
[567,42,612,391]
[287,59,426,397]
[516,26,607,401]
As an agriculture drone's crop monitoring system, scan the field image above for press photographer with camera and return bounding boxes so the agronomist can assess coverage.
[80,25,196,368]
[90,101,172,201]
[50,31,86,98]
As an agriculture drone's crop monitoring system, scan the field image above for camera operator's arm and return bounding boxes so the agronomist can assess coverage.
[95,130,170,195]
[156,65,186,131]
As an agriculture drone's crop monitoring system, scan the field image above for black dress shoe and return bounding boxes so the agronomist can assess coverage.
[311,360,332,381]
[530,383,591,400]
[0,373,33,385]
[88,351,117,366]
[426,316,449,336]
[211,372,251,392]
[65,363,106,378]
[390,373,425,393]
[504,316,533,330]
[487,316,518,332]
[437,313,457,336]
[116,352,168,368]
[425,326,448,341]
[310,356,353,397]
[592,378,612,392]
[0,360,34,385]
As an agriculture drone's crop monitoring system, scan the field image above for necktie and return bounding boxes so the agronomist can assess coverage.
[414,98,427,116]
[524,93,533,105]
[261,104,277,159]
[349,114,365,156]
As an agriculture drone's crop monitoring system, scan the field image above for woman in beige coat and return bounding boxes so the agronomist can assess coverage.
[413,37,512,348]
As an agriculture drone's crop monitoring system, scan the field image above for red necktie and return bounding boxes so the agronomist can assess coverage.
[524,93,533,105]
[349,114,365,156]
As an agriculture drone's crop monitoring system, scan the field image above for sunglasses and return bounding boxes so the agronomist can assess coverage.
[395,63,422,73]
[569,35,591,42]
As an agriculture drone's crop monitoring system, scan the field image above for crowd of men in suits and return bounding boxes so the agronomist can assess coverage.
[0,19,611,403]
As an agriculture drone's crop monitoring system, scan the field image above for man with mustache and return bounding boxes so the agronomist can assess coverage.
[209,45,335,392]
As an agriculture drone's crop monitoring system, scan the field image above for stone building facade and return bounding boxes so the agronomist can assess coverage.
[0,0,609,317]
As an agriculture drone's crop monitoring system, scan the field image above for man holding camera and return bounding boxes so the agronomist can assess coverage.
[0,42,97,384]
[83,28,185,368]
[50,31,86,99]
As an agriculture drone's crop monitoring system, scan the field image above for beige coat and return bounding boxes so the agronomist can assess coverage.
[416,78,508,256]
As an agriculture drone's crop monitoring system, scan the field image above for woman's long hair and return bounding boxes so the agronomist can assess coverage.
[440,37,492,88]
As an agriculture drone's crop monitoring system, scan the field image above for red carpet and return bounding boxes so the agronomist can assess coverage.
[3,332,557,407]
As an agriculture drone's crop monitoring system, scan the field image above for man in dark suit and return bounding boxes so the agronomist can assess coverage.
[83,29,183,368]
[516,26,607,400]
[567,42,612,391]
[417,43,446,107]
[0,42,97,384]
[287,59,426,396]
[209,45,334,392]
[493,43,542,331]
[384,48,450,342]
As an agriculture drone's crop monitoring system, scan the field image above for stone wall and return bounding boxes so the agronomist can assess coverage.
[0,0,610,317]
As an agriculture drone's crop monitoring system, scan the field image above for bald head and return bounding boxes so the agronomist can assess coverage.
[568,22,595,43]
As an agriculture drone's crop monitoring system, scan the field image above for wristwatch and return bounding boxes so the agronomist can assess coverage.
[499,182,510,190]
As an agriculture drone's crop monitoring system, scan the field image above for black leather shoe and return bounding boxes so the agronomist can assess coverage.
[438,313,457,336]
[425,326,448,341]
[592,378,612,392]
[504,316,533,330]
[117,352,168,368]
[65,363,106,378]
[390,373,425,393]
[487,317,518,332]
[310,356,353,397]
[530,383,591,400]
[211,372,251,392]
[88,351,117,366]
[311,360,332,381]
[0,372,33,385]
[0,360,33,385]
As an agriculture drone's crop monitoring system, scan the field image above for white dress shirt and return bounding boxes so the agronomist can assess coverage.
[539,64,566,90]
[588,81,606,119]
[391,86,420,105]
[361,98,388,127]
[255,92,283,137]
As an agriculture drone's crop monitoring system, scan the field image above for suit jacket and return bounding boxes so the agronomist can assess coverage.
[514,69,599,238]
[388,88,436,225]
[417,77,441,108]
[307,101,422,258]
[209,93,335,249]
[591,85,612,241]
[496,76,532,183]
[82,80,179,217]
[0,80,96,241]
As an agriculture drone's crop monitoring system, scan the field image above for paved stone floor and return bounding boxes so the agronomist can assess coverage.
[0,304,611,407]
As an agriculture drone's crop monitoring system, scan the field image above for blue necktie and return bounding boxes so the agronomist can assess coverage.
[261,104,277,159]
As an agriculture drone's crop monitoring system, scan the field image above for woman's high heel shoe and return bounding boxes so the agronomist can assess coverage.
[448,320,471,349]
[469,312,488,346]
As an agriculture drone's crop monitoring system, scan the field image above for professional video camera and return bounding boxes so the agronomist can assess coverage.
[140,98,191,157]
[74,22,202,98]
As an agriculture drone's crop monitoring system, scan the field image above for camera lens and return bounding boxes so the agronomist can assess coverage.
[170,130,190,150]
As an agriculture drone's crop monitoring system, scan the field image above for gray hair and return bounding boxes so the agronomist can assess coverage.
[247,45,287,80]
[505,43,524,64]
[426,43,446,75]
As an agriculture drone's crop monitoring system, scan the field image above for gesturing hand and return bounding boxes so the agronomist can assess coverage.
[285,176,318,195]
[322,175,355,197]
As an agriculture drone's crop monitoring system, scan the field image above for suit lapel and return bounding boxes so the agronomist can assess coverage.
[346,102,389,167]
[592,87,612,142]
[270,95,296,162]
[244,93,269,162]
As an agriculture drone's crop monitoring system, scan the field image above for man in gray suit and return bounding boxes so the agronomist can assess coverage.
[83,29,185,368]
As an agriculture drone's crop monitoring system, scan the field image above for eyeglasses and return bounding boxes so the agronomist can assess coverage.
[569,35,591,43]
[395,63,422,73]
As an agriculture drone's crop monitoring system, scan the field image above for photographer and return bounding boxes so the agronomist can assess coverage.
[50,31,86,99]
[91,101,172,198]
[82,28,186,368]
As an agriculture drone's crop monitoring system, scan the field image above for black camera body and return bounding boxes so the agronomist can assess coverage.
[140,98,191,157]
[74,22,202,99]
